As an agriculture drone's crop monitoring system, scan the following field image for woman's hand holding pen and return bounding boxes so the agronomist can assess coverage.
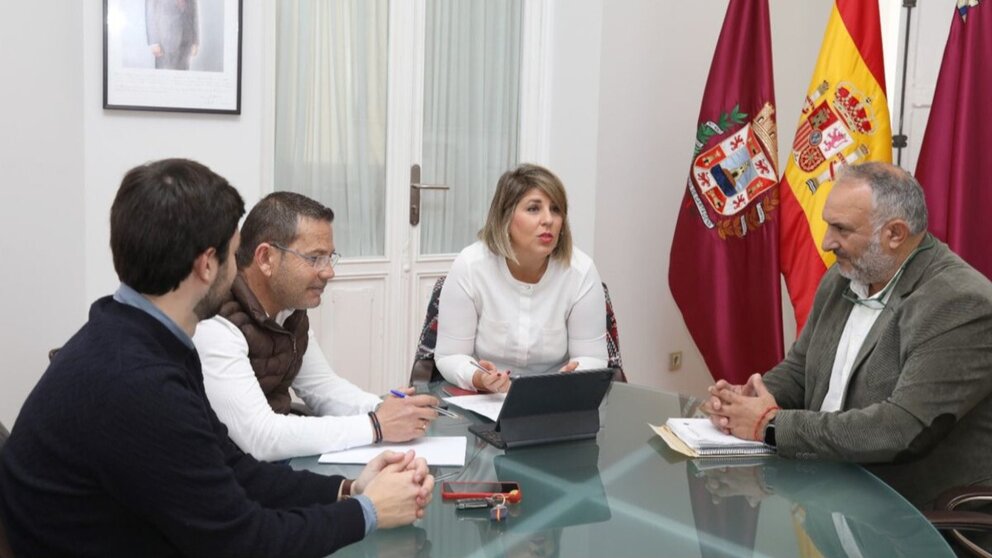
[470,359,511,393]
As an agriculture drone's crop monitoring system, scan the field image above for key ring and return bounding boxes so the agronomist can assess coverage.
[489,493,508,521]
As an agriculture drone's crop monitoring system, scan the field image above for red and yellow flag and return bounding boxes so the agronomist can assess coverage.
[779,0,892,330]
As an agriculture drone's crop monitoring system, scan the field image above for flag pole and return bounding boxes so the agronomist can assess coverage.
[893,0,917,166]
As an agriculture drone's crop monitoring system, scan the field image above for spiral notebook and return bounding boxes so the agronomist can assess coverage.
[651,418,774,458]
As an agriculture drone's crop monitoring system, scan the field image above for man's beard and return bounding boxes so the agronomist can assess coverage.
[837,233,897,286]
[194,265,230,321]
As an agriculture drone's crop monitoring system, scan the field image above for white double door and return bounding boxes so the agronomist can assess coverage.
[269,0,550,393]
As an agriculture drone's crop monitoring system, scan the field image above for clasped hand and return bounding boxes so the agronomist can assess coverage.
[696,465,771,508]
[353,450,435,528]
[700,373,778,441]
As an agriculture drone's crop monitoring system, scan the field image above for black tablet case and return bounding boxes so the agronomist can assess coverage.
[468,368,614,448]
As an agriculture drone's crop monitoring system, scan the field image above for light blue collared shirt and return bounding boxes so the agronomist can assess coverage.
[113,283,378,534]
[354,495,377,534]
[113,283,194,349]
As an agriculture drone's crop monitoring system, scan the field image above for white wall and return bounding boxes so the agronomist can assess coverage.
[895,0,955,172]
[82,1,266,303]
[0,2,266,427]
[0,0,941,425]
[0,1,86,428]
[592,0,833,395]
[546,0,603,254]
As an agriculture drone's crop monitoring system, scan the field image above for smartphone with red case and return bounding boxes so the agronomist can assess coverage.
[440,481,522,503]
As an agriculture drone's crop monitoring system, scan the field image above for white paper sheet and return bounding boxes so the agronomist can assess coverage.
[318,436,467,466]
[442,393,507,422]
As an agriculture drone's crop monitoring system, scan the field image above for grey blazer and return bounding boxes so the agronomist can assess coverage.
[764,235,992,508]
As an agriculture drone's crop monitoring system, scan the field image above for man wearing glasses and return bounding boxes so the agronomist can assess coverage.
[193,192,440,461]
[702,162,992,509]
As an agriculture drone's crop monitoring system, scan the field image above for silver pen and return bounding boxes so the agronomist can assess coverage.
[432,406,460,419]
[468,359,490,373]
[469,359,512,381]
[390,388,460,419]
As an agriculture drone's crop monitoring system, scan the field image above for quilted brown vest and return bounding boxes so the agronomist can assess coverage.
[218,274,309,414]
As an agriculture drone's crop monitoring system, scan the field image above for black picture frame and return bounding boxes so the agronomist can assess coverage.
[103,0,242,114]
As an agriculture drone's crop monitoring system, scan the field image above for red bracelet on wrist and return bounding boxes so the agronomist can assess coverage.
[753,405,781,442]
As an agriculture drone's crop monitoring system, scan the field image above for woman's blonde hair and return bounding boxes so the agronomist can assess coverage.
[479,163,572,264]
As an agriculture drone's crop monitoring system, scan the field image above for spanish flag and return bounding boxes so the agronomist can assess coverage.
[779,0,892,330]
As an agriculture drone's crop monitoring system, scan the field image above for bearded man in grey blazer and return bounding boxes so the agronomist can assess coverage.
[703,161,992,510]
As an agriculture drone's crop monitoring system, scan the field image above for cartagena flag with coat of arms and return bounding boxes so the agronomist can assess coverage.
[669,0,784,385]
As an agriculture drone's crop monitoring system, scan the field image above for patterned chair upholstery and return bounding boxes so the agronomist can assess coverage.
[410,275,626,384]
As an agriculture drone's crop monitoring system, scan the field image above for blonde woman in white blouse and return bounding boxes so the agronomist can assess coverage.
[434,164,609,393]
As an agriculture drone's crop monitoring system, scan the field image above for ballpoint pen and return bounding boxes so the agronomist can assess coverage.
[467,360,490,373]
[469,360,512,380]
[389,389,461,418]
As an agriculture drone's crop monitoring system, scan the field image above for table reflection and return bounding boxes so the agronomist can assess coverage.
[296,382,952,558]
[689,459,951,558]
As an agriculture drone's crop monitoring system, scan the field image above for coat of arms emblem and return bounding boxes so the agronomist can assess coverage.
[792,80,880,194]
[687,102,779,239]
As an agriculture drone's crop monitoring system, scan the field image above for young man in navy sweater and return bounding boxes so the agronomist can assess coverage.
[0,159,434,557]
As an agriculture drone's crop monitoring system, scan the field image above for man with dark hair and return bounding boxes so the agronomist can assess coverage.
[0,159,433,557]
[194,191,440,461]
[703,162,992,510]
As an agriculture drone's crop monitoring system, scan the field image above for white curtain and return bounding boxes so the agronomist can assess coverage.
[274,0,521,257]
[275,0,388,257]
[420,0,522,255]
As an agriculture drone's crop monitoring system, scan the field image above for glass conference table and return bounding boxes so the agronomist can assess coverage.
[290,382,953,557]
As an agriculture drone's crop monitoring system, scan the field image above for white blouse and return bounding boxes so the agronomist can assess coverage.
[434,241,609,389]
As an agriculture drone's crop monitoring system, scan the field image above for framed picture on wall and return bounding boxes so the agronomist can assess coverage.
[103,0,242,114]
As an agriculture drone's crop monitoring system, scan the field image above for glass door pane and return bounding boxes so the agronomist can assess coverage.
[274,0,389,257]
[419,0,523,256]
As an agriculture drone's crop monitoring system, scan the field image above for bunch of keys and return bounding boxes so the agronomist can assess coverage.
[455,494,509,521]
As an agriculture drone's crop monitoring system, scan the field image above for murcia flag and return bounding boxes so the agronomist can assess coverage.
[915,1,992,279]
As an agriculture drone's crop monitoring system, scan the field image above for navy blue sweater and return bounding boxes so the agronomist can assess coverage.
[0,297,366,557]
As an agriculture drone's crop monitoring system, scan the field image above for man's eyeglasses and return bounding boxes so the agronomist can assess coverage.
[841,235,935,310]
[842,268,903,310]
[269,242,341,270]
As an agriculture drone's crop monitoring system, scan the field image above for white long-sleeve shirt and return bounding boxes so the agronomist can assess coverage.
[434,241,609,389]
[820,273,898,412]
[193,313,382,461]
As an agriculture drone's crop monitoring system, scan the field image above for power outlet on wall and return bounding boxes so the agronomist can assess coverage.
[668,351,683,372]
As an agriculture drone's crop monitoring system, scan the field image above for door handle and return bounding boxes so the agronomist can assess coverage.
[410,164,451,226]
